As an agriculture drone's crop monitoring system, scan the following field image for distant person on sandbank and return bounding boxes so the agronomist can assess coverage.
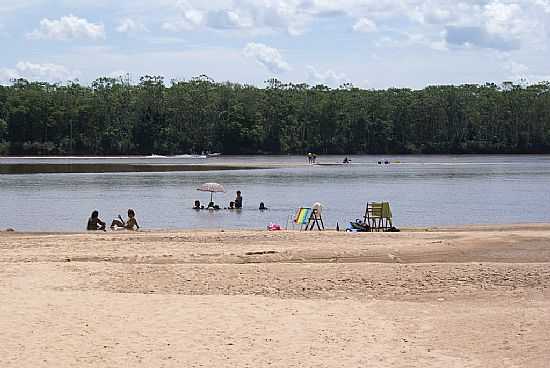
[110,209,140,230]
[259,202,268,210]
[87,210,106,231]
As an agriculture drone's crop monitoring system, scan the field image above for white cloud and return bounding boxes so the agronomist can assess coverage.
[161,0,322,35]
[206,10,253,29]
[28,15,105,41]
[162,0,204,31]
[353,17,377,32]
[306,66,348,87]
[243,42,290,74]
[483,2,524,39]
[116,18,148,33]
[0,61,78,83]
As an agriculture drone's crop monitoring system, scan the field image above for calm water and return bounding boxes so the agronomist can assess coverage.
[1,155,550,231]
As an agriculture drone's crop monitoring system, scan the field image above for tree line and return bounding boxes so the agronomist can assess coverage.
[1,75,550,156]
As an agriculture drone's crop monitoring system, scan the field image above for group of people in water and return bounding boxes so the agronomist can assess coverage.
[87,190,269,231]
[87,208,140,231]
[193,190,268,211]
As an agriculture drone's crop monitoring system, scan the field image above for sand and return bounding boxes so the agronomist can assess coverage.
[0,225,549,367]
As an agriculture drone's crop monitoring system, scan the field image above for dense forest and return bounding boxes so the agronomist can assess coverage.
[1,75,550,155]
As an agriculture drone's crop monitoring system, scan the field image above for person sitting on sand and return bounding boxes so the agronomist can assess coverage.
[259,202,268,211]
[193,200,202,210]
[87,210,106,231]
[110,209,140,230]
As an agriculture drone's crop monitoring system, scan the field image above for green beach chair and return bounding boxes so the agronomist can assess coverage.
[364,202,393,232]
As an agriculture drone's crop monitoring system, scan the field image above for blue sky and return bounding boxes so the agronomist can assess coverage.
[1,0,549,88]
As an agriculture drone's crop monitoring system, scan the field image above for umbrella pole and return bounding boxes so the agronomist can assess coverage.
[210,192,213,203]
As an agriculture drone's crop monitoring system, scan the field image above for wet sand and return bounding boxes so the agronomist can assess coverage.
[1,225,549,367]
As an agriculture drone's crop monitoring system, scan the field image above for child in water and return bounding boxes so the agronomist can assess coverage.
[110,209,140,230]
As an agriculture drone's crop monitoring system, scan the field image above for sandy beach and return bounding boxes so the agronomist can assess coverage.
[1,225,549,367]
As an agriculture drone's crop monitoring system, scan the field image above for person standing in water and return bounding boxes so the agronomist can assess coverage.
[235,190,243,209]
[87,210,106,231]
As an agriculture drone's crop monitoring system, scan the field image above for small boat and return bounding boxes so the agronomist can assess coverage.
[171,154,207,159]
[206,152,222,157]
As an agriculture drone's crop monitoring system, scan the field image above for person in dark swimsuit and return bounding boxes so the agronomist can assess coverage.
[87,210,106,231]
[235,191,243,209]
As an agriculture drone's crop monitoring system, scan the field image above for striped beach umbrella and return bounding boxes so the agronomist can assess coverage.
[197,182,226,202]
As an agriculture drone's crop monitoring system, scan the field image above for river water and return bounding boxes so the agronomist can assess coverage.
[1,155,549,231]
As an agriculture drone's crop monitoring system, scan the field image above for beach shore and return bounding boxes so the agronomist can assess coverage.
[1,225,549,367]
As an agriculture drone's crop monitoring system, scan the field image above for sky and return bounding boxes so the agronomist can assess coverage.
[0,0,549,89]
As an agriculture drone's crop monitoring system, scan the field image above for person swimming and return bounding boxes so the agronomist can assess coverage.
[87,210,106,231]
[110,209,140,230]
[207,202,220,210]
[193,200,202,210]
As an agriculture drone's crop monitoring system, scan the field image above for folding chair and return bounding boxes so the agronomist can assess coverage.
[364,202,393,232]
[293,207,325,231]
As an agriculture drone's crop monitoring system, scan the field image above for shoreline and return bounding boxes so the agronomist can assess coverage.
[3,222,550,235]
